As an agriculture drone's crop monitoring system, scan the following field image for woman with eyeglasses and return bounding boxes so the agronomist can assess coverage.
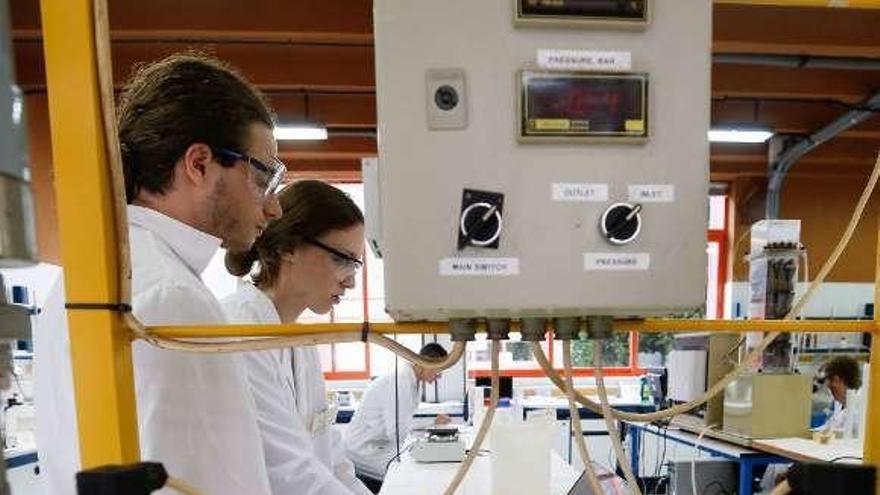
[222,180,371,495]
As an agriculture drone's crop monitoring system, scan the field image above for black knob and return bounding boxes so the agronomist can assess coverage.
[435,85,459,111]
[600,202,642,245]
[459,201,502,249]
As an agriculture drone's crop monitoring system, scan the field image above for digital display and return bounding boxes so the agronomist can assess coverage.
[517,0,648,24]
[520,71,648,140]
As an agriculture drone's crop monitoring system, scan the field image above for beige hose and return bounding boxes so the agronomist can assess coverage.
[770,480,792,495]
[127,319,467,370]
[560,343,609,495]
[369,336,466,371]
[93,0,133,308]
[530,150,880,422]
[443,340,500,495]
[592,342,642,495]
[165,477,207,495]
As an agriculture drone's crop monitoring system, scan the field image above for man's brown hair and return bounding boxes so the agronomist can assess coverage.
[117,52,274,201]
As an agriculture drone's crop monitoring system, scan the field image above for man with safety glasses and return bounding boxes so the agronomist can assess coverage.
[116,53,284,495]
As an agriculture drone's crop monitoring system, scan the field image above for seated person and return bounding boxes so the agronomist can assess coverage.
[813,355,863,431]
[344,343,450,493]
[761,356,864,492]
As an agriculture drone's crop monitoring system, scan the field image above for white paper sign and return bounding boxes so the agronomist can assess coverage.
[537,49,632,71]
[584,253,650,271]
[439,258,520,276]
[551,183,609,202]
[628,184,675,203]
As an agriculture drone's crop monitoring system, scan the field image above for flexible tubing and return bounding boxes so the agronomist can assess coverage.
[560,343,610,495]
[443,340,500,495]
[369,336,466,371]
[165,478,207,495]
[592,342,642,495]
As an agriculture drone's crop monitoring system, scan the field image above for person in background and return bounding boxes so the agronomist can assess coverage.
[762,355,864,493]
[814,355,863,431]
[223,180,371,495]
[120,53,285,494]
[344,343,450,493]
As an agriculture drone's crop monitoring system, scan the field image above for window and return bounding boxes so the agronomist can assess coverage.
[637,191,729,367]
[468,331,641,378]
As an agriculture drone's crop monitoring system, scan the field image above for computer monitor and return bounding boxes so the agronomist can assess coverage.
[475,376,513,399]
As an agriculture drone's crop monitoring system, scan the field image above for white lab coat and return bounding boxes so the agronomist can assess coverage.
[128,206,271,495]
[344,365,420,480]
[819,400,846,432]
[221,281,370,495]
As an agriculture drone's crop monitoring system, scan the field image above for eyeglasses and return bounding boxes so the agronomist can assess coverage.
[305,238,363,275]
[214,147,287,198]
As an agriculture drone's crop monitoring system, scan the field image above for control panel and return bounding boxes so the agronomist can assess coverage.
[371,0,709,320]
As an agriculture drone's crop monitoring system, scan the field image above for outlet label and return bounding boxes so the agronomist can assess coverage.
[552,183,609,202]
[440,257,519,276]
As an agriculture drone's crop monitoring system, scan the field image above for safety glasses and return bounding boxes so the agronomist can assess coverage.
[214,147,287,198]
[305,238,363,276]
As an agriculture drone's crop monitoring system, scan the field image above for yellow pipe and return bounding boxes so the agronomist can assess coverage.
[715,0,880,7]
[149,318,877,339]
[615,318,876,333]
[864,213,880,469]
[40,0,140,466]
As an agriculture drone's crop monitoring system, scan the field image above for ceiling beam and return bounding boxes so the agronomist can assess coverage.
[267,92,376,128]
[714,4,880,57]
[278,135,376,161]
[14,40,375,92]
[10,0,373,44]
[712,63,880,103]
[713,99,880,138]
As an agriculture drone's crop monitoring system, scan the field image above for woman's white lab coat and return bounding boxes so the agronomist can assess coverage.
[222,281,370,495]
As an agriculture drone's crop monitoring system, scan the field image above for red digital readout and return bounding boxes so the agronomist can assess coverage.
[523,73,646,136]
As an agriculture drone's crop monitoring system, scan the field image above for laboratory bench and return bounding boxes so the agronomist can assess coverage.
[336,401,465,424]
[624,423,853,495]
[750,437,862,464]
[521,397,656,421]
[378,428,583,495]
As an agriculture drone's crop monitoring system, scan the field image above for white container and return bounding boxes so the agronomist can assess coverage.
[490,409,554,495]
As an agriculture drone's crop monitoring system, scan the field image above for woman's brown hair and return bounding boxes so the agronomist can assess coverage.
[225,180,364,287]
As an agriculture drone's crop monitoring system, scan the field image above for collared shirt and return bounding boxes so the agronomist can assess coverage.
[344,365,420,480]
[128,205,272,495]
[222,281,370,495]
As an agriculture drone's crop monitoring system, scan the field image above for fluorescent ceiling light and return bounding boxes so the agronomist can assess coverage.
[708,128,773,144]
[274,125,328,141]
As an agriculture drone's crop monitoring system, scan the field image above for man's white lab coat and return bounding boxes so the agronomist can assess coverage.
[221,281,370,495]
[344,365,420,480]
[128,206,272,495]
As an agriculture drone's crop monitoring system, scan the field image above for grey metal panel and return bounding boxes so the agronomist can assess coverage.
[373,0,709,320]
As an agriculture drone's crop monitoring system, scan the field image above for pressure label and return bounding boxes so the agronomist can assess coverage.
[552,183,609,202]
[584,253,650,271]
[537,49,631,71]
[439,258,519,276]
